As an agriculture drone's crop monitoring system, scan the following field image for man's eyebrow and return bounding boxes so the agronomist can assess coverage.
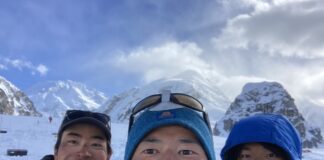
[178,138,199,144]
[66,132,81,137]
[92,135,106,141]
[142,137,161,143]
[242,146,251,150]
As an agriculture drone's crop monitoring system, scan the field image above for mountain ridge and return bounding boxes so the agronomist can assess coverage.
[0,76,40,116]
[26,80,108,117]
[214,81,323,148]
[99,72,231,123]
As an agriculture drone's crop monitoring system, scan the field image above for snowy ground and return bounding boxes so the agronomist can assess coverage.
[0,114,323,160]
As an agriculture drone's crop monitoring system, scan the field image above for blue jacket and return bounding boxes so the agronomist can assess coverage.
[221,114,302,160]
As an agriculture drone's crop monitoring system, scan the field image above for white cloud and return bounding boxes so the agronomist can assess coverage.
[110,40,324,106]
[0,64,7,70]
[112,41,212,82]
[8,59,31,71]
[0,57,48,76]
[211,58,324,105]
[217,75,268,100]
[295,70,324,100]
[84,0,324,109]
[213,0,324,58]
[207,0,324,105]
[36,64,49,76]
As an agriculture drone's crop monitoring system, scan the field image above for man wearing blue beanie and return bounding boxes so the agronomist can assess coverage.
[221,114,302,160]
[124,90,216,160]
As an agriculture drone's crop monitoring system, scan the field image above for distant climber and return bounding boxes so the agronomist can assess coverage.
[48,116,52,123]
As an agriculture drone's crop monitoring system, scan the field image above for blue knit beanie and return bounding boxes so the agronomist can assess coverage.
[124,107,216,160]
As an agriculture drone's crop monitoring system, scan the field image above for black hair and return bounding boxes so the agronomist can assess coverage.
[224,142,290,160]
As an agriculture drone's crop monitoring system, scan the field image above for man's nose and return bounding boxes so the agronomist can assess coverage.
[159,149,177,160]
[77,144,92,158]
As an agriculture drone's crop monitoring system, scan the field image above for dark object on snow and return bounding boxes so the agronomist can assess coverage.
[0,130,7,133]
[51,132,58,137]
[41,154,54,160]
[49,116,53,123]
[7,149,28,156]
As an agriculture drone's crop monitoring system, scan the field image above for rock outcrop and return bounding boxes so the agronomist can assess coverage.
[0,76,40,116]
[214,81,322,148]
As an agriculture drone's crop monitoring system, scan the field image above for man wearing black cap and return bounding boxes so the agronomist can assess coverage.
[41,110,112,160]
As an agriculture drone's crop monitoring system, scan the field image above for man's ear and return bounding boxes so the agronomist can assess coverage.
[107,154,111,160]
[54,149,58,160]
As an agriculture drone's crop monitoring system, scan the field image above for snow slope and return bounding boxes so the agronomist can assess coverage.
[297,99,324,135]
[0,114,324,160]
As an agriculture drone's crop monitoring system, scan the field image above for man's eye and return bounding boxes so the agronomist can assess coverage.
[178,150,196,155]
[267,153,276,157]
[91,143,104,149]
[142,149,158,155]
[239,154,251,158]
[67,140,78,145]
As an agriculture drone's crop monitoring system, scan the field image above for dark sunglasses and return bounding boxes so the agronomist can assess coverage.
[128,92,211,132]
[63,110,111,129]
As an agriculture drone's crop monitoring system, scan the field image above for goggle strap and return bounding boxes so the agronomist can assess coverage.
[161,89,171,102]
[149,102,185,111]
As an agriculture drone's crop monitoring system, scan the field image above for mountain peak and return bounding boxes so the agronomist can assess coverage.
[242,81,284,94]
[27,80,108,117]
[0,76,40,116]
[214,81,323,148]
[237,81,290,105]
[99,73,231,123]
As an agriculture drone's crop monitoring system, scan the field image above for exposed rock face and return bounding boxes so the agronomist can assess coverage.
[0,76,40,116]
[214,82,322,148]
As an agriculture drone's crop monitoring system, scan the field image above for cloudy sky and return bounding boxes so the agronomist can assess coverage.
[0,0,323,106]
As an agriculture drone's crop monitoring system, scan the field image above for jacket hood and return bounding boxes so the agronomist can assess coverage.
[221,114,302,160]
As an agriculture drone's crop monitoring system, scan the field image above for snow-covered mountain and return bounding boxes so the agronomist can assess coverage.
[0,76,40,116]
[297,99,324,137]
[27,80,108,117]
[214,82,323,148]
[99,71,231,123]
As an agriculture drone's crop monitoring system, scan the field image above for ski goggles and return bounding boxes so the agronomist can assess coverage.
[128,92,211,132]
[62,110,111,130]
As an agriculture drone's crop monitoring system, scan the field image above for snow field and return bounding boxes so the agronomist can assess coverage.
[0,115,323,160]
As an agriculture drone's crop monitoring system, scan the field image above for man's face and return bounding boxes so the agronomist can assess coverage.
[132,125,207,160]
[55,123,111,160]
[238,143,285,160]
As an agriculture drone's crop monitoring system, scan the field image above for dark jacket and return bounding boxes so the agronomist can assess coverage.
[221,114,302,160]
[41,155,54,160]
